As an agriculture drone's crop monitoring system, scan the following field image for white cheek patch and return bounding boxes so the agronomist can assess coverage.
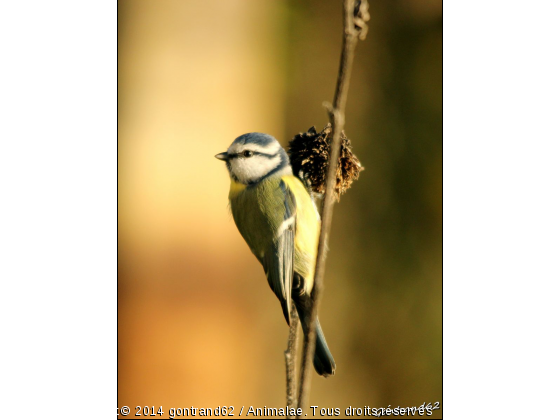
[230,155,282,184]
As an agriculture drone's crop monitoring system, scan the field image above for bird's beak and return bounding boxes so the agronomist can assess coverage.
[215,152,228,161]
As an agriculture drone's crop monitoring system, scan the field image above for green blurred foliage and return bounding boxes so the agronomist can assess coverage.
[282,0,442,411]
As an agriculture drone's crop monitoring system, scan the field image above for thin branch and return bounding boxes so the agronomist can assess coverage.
[296,0,367,416]
[284,301,299,418]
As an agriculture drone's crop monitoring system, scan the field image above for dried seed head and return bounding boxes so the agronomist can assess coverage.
[288,124,364,201]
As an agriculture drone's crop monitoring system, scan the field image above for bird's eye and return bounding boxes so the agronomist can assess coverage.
[243,150,254,158]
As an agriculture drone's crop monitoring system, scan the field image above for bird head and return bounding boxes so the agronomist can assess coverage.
[215,133,292,185]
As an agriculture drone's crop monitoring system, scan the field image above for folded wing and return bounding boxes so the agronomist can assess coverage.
[262,180,297,324]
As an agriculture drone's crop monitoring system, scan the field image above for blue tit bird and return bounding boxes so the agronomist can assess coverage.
[215,132,336,377]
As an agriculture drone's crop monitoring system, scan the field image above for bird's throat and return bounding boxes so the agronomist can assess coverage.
[228,179,247,199]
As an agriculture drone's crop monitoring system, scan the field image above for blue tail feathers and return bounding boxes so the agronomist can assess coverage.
[293,301,336,377]
[311,318,336,377]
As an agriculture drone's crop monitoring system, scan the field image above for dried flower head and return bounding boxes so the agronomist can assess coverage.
[288,124,364,201]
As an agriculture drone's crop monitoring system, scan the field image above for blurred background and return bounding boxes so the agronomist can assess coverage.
[118,0,442,418]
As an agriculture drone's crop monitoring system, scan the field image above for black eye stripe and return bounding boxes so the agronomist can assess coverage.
[230,151,276,159]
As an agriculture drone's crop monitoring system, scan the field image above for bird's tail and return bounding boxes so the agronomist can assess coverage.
[294,302,336,377]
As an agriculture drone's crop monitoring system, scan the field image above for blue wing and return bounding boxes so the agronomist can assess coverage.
[263,180,297,325]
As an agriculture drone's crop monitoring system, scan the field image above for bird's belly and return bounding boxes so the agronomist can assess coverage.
[229,187,272,260]
[229,177,318,294]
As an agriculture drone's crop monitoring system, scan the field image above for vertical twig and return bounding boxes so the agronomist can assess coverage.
[296,0,368,416]
[284,301,299,418]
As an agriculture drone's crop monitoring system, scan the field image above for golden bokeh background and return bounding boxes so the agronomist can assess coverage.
[118,0,442,418]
